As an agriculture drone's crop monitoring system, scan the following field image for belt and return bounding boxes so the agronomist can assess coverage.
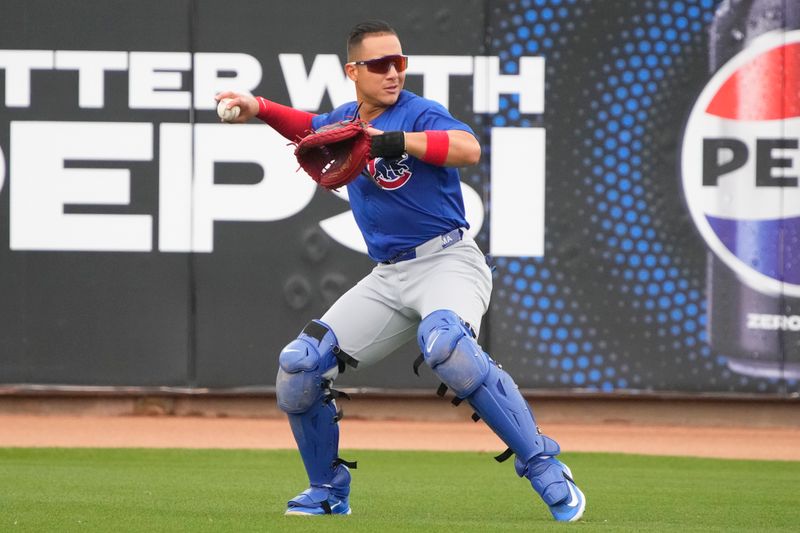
[380,228,464,265]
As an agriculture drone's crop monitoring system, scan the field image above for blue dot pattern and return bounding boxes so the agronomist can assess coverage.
[481,0,798,394]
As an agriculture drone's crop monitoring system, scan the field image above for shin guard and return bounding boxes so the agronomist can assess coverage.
[418,310,572,509]
[276,320,354,490]
[418,310,547,462]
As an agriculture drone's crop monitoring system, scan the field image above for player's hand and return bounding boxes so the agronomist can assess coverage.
[366,126,384,136]
[214,91,259,123]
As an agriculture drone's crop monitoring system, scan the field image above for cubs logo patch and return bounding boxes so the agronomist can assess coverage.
[367,154,413,190]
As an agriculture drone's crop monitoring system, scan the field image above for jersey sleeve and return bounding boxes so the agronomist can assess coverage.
[311,113,332,130]
[311,102,358,130]
[412,100,475,136]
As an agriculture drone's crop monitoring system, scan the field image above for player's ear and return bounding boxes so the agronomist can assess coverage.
[345,63,358,82]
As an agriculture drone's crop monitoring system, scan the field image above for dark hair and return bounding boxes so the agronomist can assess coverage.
[347,20,397,59]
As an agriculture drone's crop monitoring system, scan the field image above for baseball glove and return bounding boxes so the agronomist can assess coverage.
[294,118,372,190]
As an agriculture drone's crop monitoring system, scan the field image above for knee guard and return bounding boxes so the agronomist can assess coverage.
[276,320,357,487]
[417,310,551,464]
[417,310,490,397]
[276,320,342,414]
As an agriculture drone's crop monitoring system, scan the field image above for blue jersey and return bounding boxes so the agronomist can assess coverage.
[311,90,475,262]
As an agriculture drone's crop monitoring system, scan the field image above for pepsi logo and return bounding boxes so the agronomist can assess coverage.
[682,29,800,297]
[367,155,413,190]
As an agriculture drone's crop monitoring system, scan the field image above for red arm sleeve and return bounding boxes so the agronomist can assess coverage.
[256,96,315,141]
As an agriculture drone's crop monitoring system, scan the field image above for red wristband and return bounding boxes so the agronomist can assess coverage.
[422,130,449,166]
[255,96,315,141]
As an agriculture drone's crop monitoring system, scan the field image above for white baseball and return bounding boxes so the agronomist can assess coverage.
[217,98,240,122]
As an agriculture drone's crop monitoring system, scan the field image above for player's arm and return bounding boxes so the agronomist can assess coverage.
[214,91,316,141]
[404,130,481,167]
[368,128,481,167]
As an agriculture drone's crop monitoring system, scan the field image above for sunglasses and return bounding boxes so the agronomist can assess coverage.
[347,54,408,74]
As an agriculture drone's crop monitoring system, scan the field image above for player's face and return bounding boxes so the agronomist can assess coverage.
[347,33,406,109]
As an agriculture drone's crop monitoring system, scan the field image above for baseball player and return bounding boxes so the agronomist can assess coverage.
[216,20,586,522]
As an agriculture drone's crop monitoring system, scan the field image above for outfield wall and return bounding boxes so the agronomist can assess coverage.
[0,0,797,396]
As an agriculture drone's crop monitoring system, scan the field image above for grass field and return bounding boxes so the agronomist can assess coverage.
[1,448,799,532]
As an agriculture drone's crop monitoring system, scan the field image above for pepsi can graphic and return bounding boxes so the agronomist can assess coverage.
[681,0,800,379]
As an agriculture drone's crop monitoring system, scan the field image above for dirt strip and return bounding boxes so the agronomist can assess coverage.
[1,415,798,460]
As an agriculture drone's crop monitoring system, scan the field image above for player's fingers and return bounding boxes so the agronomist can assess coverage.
[214,90,238,102]
[217,96,245,114]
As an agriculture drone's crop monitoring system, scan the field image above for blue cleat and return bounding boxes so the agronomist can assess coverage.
[516,456,586,522]
[285,464,352,516]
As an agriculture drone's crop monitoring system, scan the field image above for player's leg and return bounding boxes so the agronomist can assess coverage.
[276,320,353,516]
[417,310,585,522]
[276,269,416,516]
[412,241,586,522]
[320,272,418,367]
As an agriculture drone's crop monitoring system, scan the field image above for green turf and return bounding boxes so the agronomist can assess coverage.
[1,448,798,532]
